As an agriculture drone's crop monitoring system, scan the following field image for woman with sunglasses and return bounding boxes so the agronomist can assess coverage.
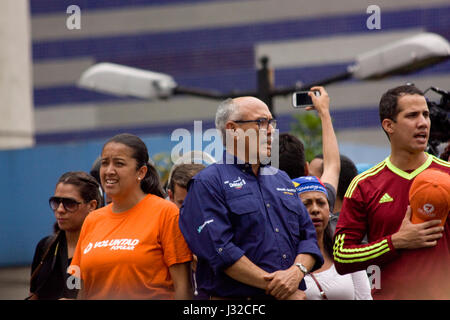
[28,172,102,300]
[70,133,193,299]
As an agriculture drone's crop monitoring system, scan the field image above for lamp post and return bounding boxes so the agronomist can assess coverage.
[78,32,450,116]
[257,56,275,115]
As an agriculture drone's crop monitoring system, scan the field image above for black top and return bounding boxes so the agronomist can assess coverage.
[30,231,78,300]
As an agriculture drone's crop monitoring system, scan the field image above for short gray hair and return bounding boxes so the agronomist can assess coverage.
[215,98,240,142]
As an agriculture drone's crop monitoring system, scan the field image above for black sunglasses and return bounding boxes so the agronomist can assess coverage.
[233,118,277,130]
[49,196,83,212]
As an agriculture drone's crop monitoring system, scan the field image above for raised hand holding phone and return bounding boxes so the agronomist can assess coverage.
[292,90,320,108]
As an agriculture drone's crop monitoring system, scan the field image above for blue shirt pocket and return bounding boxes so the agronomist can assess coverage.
[227,195,262,244]
[280,196,301,239]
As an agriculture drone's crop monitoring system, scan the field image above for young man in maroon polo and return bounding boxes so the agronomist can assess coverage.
[334,85,450,299]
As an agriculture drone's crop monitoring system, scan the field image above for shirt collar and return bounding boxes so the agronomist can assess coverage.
[221,151,270,171]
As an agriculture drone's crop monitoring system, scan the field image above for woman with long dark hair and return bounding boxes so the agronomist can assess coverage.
[28,171,102,299]
[71,133,192,299]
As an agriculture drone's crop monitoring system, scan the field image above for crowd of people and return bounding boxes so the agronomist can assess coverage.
[29,84,450,300]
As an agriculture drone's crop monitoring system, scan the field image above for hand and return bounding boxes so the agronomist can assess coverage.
[281,290,307,300]
[391,206,444,249]
[306,86,330,117]
[263,266,302,300]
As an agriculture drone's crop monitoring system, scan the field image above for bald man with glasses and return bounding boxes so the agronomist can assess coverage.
[179,96,323,300]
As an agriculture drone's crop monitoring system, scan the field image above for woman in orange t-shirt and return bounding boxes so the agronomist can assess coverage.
[71,133,192,299]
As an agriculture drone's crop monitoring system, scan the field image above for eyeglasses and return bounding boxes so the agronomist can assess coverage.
[233,118,277,130]
[49,196,83,212]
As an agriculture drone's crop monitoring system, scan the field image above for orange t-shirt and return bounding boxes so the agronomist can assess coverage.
[70,194,192,300]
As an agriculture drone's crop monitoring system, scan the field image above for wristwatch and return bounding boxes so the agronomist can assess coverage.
[295,263,309,276]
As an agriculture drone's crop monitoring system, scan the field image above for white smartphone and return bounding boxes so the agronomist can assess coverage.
[292,91,320,108]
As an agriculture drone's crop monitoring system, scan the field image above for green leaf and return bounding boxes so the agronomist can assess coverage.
[290,113,323,162]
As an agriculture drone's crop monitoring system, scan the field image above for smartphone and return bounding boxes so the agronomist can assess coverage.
[292,91,320,108]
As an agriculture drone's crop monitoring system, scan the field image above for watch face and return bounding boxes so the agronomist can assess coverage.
[297,263,307,273]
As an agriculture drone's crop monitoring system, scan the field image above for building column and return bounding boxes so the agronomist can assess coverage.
[0,0,34,149]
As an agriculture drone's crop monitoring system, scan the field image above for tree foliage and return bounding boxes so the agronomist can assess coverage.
[290,112,323,162]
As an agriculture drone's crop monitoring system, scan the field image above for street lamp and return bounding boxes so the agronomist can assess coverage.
[78,63,177,99]
[78,32,450,115]
[270,32,450,95]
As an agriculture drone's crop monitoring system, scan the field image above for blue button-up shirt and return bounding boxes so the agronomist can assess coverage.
[179,152,323,298]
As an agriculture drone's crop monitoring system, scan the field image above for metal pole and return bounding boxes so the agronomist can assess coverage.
[257,56,275,116]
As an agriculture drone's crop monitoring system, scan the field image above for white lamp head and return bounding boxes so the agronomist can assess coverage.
[78,63,177,99]
[350,32,450,80]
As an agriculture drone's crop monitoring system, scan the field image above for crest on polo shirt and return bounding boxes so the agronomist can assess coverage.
[224,177,246,189]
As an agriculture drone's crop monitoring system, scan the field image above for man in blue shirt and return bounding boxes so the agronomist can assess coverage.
[179,96,323,300]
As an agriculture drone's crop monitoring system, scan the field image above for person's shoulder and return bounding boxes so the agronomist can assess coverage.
[146,194,178,210]
[344,159,389,198]
[430,154,450,172]
[267,167,309,191]
[36,235,54,249]
[188,163,226,190]
[356,159,389,181]
[262,166,292,182]
[92,205,110,216]
[83,205,110,223]
[192,162,221,179]
[143,194,180,219]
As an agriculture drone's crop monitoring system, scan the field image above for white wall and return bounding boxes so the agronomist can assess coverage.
[0,0,34,149]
